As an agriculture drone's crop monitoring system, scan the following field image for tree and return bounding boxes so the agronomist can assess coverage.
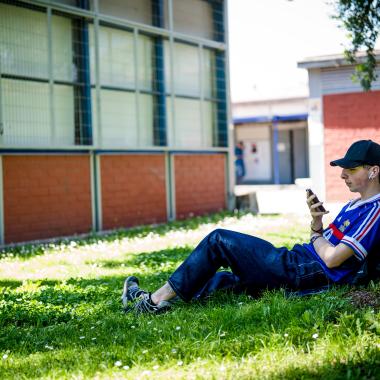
[334,0,380,91]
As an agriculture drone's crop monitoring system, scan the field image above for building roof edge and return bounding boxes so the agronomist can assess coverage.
[297,50,380,70]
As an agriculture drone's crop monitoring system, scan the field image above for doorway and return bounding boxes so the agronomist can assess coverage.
[277,128,309,184]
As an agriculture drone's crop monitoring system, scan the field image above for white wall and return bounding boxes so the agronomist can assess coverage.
[233,97,308,120]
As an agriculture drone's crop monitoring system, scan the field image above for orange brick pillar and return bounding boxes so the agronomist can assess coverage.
[3,155,92,244]
[100,154,167,229]
[174,154,227,219]
[323,91,380,202]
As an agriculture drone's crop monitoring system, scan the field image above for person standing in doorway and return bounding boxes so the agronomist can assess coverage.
[235,141,246,184]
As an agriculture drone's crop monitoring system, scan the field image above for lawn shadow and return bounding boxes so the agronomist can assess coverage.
[89,246,192,270]
[0,279,23,289]
[274,354,380,379]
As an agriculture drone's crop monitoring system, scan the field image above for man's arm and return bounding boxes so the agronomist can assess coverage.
[306,191,355,268]
[312,236,355,268]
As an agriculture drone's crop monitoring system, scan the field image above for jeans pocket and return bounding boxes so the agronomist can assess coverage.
[297,261,328,289]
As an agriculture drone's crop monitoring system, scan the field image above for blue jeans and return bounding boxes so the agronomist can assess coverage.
[168,229,330,302]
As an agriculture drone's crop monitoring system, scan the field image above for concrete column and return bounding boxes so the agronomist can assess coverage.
[307,69,326,200]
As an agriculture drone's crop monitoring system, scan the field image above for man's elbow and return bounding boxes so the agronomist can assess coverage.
[325,257,341,269]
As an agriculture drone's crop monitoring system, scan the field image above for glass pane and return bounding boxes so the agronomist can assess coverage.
[167,97,203,148]
[52,15,74,82]
[139,94,154,146]
[164,40,171,93]
[165,42,200,97]
[202,101,215,147]
[99,90,137,147]
[202,48,215,99]
[98,26,135,88]
[137,34,153,91]
[54,84,75,145]
[98,0,152,25]
[171,0,213,40]
[89,24,96,85]
[0,3,48,79]
[175,43,200,96]
[2,79,50,146]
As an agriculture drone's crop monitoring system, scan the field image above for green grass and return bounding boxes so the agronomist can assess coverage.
[0,212,379,379]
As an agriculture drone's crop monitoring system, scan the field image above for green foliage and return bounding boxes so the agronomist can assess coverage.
[334,0,380,90]
[0,213,379,379]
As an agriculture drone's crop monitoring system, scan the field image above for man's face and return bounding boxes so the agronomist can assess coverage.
[340,165,370,193]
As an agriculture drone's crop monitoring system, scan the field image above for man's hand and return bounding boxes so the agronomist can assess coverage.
[306,191,329,232]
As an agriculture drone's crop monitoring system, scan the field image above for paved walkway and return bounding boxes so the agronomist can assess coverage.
[235,184,344,216]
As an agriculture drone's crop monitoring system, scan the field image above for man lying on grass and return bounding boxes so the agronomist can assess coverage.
[122,139,380,314]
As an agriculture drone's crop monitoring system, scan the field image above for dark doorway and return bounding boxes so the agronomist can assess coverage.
[278,128,309,184]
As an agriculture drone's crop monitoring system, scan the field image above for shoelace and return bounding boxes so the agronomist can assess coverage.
[127,286,148,301]
[134,293,159,314]
[121,281,148,308]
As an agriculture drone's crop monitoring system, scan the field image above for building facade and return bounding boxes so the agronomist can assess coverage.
[232,97,309,184]
[298,52,380,203]
[0,0,232,244]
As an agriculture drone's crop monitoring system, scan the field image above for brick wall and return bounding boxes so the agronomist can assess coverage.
[3,155,92,243]
[101,154,167,229]
[323,90,380,201]
[174,154,226,219]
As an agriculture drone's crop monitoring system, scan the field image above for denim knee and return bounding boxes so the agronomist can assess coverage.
[208,228,231,245]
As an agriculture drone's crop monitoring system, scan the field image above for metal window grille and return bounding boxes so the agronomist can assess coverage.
[0,0,227,150]
[0,0,93,147]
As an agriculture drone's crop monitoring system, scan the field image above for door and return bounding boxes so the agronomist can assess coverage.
[278,130,292,184]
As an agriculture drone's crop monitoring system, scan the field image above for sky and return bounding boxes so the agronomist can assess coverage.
[227,0,380,103]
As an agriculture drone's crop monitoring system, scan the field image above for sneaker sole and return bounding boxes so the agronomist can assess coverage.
[121,276,140,308]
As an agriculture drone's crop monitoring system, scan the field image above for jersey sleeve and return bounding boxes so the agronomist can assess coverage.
[340,202,380,261]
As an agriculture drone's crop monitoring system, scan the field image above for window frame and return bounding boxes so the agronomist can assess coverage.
[0,0,228,150]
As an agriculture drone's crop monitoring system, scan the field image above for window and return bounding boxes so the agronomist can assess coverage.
[164,40,218,148]
[0,3,91,147]
[89,25,155,147]
[0,0,226,150]
[167,0,224,42]
[97,0,153,25]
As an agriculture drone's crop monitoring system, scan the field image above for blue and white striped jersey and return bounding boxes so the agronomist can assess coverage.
[303,193,380,282]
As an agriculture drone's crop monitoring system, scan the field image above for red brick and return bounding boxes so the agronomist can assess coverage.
[174,154,226,219]
[101,155,167,229]
[3,155,92,243]
[323,91,380,202]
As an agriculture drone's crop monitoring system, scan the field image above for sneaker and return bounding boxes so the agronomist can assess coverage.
[134,293,172,315]
[121,276,148,308]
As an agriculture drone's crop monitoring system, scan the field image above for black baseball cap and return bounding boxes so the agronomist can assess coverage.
[330,140,380,169]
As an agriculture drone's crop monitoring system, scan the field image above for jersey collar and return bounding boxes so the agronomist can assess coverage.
[347,192,380,210]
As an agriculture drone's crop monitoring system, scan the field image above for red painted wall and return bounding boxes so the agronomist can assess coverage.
[101,154,167,229]
[323,90,380,202]
[174,154,226,219]
[3,155,92,243]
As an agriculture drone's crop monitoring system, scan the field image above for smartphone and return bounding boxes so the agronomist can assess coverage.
[306,188,326,212]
